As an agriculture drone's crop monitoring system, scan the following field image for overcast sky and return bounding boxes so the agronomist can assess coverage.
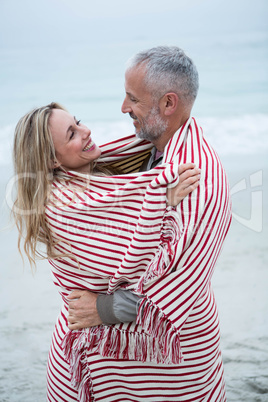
[0,0,267,48]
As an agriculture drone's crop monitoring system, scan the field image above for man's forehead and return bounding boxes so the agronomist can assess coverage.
[125,66,147,90]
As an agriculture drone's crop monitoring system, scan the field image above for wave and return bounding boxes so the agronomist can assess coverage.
[198,114,268,156]
[1,114,268,166]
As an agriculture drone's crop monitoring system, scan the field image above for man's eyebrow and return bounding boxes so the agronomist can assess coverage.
[126,91,136,98]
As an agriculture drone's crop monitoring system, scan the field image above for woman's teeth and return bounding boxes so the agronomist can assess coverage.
[83,141,93,151]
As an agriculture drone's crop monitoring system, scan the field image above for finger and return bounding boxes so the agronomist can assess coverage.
[68,318,92,330]
[181,173,201,187]
[67,289,85,300]
[180,180,200,197]
[68,303,77,314]
[67,315,76,324]
[68,322,85,330]
[68,322,80,330]
[171,177,200,197]
[178,163,196,175]
[179,170,201,184]
[178,168,200,183]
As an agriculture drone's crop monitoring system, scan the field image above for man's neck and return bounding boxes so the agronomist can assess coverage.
[145,147,163,171]
[152,114,190,152]
[155,149,163,160]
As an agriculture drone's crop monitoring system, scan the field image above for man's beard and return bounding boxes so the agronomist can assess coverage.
[135,106,168,142]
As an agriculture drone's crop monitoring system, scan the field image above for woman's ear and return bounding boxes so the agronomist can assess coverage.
[52,159,61,169]
[162,92,179,116]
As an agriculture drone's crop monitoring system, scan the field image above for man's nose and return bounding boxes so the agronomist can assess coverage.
[121,97,131,114]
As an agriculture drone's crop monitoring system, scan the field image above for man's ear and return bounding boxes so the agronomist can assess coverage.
[162,92,179,116]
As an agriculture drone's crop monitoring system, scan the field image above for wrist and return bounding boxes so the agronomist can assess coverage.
[96,294,121,325]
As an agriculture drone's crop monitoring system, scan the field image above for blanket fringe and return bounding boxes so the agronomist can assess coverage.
[62,328,98,401]
[78,369,93,402]
[135,208,181,293]
[137,297,183,365]
[62,305,183,397]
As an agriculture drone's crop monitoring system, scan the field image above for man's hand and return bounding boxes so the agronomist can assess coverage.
[67,290,103,330]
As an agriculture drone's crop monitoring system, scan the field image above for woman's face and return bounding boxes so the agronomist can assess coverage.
[49,109,101,173]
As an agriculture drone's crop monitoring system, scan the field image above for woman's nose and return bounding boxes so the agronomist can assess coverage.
[81,125,91,138]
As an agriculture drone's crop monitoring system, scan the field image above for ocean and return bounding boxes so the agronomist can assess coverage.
[0,30,268,401]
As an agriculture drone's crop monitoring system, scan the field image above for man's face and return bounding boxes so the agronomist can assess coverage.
[121,66,167,142]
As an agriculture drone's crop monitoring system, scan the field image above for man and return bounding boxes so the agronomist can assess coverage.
[67,46,231,400]
[67,46,199,328]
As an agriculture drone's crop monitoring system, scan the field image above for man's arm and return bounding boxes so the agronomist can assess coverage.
[67,289,142,330]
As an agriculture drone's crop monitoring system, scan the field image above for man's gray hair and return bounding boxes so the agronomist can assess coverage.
[127,46,199,104]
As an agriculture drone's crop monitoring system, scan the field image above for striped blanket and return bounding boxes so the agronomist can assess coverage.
[46,117,232,401]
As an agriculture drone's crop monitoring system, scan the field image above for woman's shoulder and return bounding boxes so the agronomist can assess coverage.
[48,172,91,205]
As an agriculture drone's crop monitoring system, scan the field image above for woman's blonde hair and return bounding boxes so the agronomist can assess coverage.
[13,102,67,268]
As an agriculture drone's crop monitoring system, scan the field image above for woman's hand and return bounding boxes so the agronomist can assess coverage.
[167,163,201,206]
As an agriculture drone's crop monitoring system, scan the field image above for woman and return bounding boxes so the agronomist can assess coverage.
[13,102,200,401]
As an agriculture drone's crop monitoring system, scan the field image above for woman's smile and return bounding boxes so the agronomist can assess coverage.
[83,139,96,152]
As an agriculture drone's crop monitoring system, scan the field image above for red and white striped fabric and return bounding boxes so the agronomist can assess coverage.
[45,117,232,401]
